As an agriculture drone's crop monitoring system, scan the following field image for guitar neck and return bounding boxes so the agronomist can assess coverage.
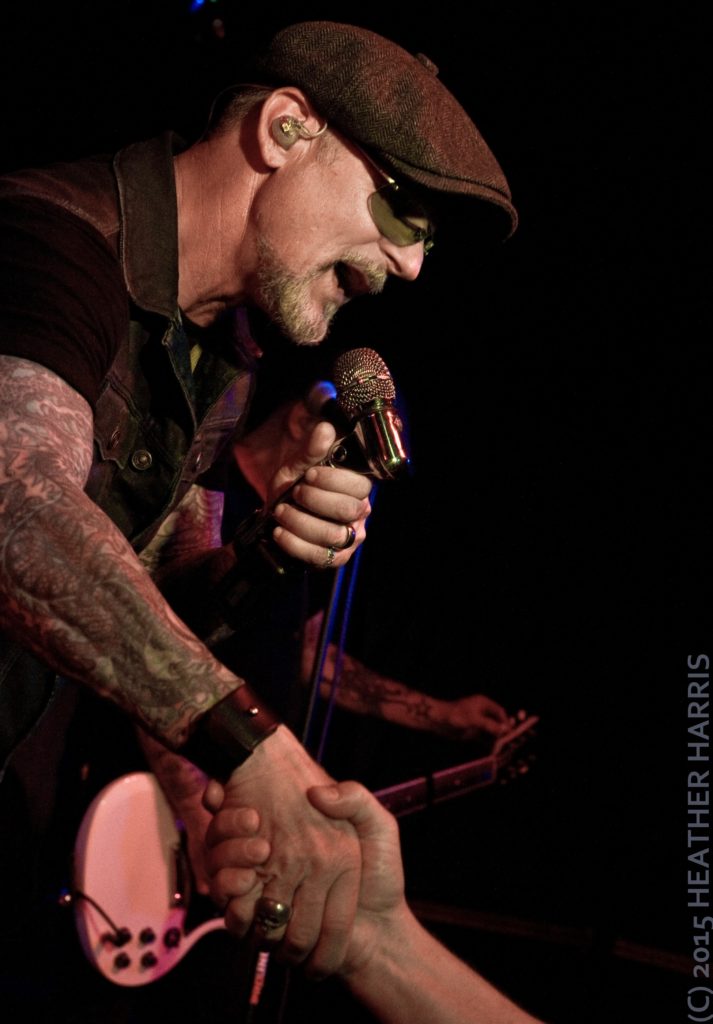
[373,714,539,818]
[375,755,497,818]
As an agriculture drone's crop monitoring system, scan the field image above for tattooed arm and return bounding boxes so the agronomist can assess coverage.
[135,486,238,891]
[0,356,241,747]
[136,729,213,894]
[0,356,365,974]
[138,485,226,580]
[302,613,509,741]
[138,484,238,639]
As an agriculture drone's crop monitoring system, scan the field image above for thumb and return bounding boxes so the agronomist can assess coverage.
[274,420,336,492]
[307,781,390,839]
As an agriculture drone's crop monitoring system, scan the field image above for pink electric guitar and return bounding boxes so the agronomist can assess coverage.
[72,712,538,987]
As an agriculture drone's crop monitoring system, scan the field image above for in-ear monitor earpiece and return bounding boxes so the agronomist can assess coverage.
[271,116,328,149]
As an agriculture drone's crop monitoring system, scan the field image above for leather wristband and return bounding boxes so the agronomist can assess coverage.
[180,684,279,781]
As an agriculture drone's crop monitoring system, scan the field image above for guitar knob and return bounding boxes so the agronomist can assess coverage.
[141,951,158,968]
[139,928,156,945]
[114,952,131,970]
[164,927,181,948]
[104,927,132,947]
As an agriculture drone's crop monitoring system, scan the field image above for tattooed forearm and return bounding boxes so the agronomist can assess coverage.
[142,485,239,638]
[0,357,243,747]
[137,728,208,805]
[302,614,439,730]
[323,656,438,728]
[140,485,225,578]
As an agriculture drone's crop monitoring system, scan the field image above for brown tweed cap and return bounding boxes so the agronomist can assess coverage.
[249,21,517,240]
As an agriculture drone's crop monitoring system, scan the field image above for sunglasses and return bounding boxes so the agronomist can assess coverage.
[369,182,435,254]
[358,145,435,254]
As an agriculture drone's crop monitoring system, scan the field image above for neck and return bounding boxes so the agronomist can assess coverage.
[174,135,259,325]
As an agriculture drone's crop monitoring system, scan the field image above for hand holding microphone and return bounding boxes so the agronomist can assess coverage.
[219,349,407,623]
[262,347,409,565]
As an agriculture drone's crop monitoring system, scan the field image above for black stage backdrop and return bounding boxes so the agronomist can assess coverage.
[0,4,708,1023]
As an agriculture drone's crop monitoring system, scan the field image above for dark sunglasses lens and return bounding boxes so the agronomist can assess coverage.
[368,187,434,252]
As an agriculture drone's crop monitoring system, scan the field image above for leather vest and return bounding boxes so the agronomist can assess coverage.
[0,133,256,767]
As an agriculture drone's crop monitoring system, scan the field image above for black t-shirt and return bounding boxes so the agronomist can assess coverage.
[0,195,128,406]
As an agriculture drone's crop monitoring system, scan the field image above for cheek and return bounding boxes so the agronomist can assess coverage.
[256,189,333,270]
[254,159,378,268]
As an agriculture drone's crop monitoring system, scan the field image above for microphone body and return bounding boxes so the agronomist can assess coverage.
[306,348,410,481]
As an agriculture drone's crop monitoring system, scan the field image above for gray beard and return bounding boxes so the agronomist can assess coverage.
[254,235,337,345]
[254,236,386,346]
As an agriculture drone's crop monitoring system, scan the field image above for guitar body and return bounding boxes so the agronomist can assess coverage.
[73,771,225,986]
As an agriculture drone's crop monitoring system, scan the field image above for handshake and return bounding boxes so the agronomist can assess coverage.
[203,751,544,1024]
[205,776,404,976]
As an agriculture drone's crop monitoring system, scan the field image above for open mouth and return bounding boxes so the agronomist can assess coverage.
[334,260,385,300]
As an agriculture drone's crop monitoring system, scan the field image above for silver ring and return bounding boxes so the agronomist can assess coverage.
[334,524,357,551]
[323,545,337,568]
[254,897,292,932]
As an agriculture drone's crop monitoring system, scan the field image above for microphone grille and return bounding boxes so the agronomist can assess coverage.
[332,348,396,416]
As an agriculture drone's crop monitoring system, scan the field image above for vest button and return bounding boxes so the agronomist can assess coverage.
[131,449,153,471]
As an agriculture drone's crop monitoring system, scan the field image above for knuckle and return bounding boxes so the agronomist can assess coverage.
[320,910,352,944]
[226,806,256,832]
[331,496,358,521]
[280,930,314,963]
[211,865,243,896]
[341,779,367,799]
[226,867,259,896]
[304,940,345,980]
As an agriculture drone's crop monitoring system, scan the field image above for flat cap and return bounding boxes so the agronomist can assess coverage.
[249,20,517,240]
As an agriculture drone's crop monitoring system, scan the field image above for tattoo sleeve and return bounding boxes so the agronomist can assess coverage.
[0,356,243,748]
[140,484,239,639]
[302,613,441,731]
[136,727,208,807]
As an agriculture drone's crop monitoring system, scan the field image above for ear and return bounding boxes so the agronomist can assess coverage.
[256,88,326,169]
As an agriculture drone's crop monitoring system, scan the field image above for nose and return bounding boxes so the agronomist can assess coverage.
[381,238,425,281]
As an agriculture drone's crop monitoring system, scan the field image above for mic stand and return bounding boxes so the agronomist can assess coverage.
[315,545,364,764]
[301,562,346,753]
[302,483,377,758]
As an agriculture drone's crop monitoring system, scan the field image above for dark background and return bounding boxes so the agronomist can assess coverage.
[1,3,708,1022]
